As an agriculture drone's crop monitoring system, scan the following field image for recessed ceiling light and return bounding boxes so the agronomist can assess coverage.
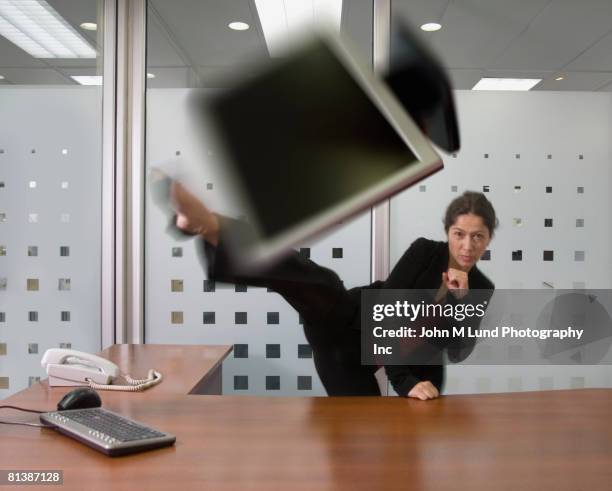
[80,22,97,31]
[0,75,4,80]
[0,0,96,58]
[147,73,155,79]
[472,78,542,91]
[70,75,102,85]
[420,22,442,32]
[228,21,249,31]
[555,76,564,81]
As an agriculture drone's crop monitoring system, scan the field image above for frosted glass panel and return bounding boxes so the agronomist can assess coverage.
[0,0,104,398]
[145,0,374,396]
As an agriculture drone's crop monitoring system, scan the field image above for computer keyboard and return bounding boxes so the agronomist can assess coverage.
[40,408,176,456]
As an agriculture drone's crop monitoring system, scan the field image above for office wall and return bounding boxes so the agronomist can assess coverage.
[145,89,372,396]
[3,87,609,399]
[390,90,612,394]
[0,87,103,398]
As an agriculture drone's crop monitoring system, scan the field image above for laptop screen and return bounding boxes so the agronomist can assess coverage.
[206,37,421,238]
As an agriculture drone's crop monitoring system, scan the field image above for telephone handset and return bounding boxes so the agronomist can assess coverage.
[41,348,162,392]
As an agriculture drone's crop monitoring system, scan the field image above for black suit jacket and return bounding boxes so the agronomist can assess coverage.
[372,237,495,396]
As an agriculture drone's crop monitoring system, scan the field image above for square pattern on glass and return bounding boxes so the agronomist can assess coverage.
[266,344,281,358]
[266,376,280,390]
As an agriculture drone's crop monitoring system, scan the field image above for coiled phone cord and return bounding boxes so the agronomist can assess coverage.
[86,369,163,392]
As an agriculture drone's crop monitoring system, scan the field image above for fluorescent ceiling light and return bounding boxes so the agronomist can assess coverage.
[254,0,342,57]
[420,22,441,32]
[80,22,97,31]
[228,21,249,31]
[71,75,102,85]
[555,76,564,81]
[0,0,96,58]
[472,78,542,91]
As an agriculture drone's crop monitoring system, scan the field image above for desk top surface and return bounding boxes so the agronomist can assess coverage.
[1,344,611,491]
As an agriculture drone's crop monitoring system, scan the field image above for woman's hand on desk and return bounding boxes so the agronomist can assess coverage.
[171,181,220,246]
[407,381,440,401]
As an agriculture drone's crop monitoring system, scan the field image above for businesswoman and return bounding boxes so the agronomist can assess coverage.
[172,187,496,400]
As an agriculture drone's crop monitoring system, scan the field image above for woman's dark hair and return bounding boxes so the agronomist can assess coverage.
[444,191,498,237]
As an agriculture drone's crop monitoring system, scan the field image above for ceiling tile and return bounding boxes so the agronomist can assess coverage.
[564,30,612,71]
[0,68,73,85]
[492,0,612,70]
[145,67,191,88]
[50,59,99,69]
[436,0,552,68]
[395,0,551,69]
[149,0,268,67]
[147,13,189,67]
[447,69,483,90]
[535,71,612,91]
[0,39,45,68]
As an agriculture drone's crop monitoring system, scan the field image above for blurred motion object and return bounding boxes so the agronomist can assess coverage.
[386,19,460,152]
[190,25,444,267]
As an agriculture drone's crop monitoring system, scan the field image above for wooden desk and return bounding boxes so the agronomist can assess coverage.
[1,345,612,491]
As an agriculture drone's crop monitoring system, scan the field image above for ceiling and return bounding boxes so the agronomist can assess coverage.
[395,0,612,91]
[0,0,611,92]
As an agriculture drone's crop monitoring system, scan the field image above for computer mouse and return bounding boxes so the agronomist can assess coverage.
[57,388,102,411]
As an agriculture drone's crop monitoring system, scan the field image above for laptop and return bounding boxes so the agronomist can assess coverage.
[185,27,448,267]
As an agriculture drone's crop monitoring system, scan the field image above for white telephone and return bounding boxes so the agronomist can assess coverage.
[41,348,162,392]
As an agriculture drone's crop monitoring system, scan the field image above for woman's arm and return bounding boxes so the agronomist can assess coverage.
[444,286,495,363]
[381,238,446,399]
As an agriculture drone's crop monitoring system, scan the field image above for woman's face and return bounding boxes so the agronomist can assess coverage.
[447,213,491,272]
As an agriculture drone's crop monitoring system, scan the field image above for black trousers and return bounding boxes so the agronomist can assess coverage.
[222,250,382,396]
[205,223,383,396]
[302,312,381,396]
[291,270,382,396]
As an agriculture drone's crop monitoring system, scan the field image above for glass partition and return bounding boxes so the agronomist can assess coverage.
[0,0,106,397]
[144,0,374,395]
[389,1,612,395]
